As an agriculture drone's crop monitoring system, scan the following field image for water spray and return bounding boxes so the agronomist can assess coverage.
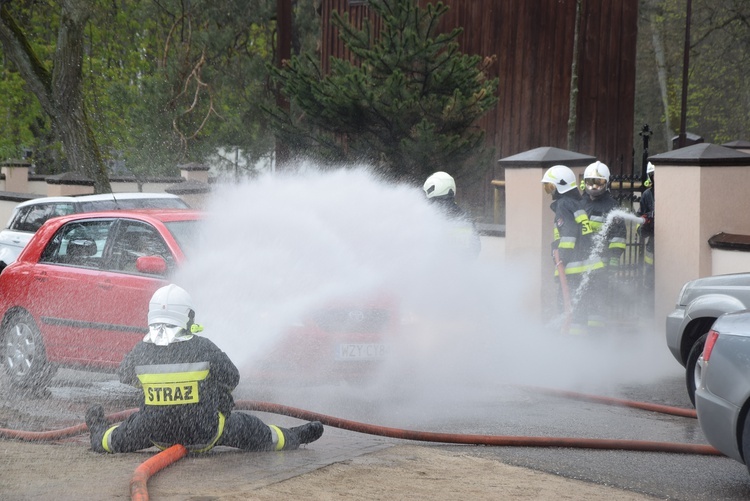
[568,208,645,312]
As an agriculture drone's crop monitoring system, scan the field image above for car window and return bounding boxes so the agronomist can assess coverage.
[162,220,201,259]
[51,203,76,217]
[106,221,174,276]
[39,219,114,269]
[78,198,189,212]
[10,204,64,233]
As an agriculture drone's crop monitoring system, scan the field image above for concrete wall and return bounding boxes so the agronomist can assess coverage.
[478,235,506,264]
[652,144,750,329]
[712,249,750,276]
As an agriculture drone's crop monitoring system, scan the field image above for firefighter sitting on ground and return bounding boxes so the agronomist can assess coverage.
[85,284,324,453]
[541,165,601,335]
[580,161,627,331]
[423,171,481,258]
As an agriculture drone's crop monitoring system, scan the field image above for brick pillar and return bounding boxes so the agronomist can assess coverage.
[178,163,210,184]
[650,143,750,333]
[498,147,595,320]
[165,180,211,210]
[1,160,30,194]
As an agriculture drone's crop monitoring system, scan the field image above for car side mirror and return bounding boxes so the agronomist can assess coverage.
[136,255,167,275]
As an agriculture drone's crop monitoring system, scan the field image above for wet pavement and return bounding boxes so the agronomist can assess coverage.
[3,366,750,500]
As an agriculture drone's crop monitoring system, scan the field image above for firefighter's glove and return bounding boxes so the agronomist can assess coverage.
[641,213,654,231]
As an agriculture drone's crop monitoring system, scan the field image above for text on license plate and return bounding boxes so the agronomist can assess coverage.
[336,343,390,360]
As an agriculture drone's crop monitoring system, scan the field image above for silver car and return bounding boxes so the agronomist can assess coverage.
[0,193,189,271]
[695,309,750,474]
[666,272,750,406]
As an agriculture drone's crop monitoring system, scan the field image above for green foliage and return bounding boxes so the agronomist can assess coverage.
[0,3,57,167]
[635,0,750,152]
[80,0,280,178]
[267,0,498,184]
[0,68,43,159]
[0,0,317,179]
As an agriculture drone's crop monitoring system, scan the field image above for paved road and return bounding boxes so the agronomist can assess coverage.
[1,359,750,499]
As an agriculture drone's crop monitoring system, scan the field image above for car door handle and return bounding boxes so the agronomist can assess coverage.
[98,279,113,290]
[34,271,48,282]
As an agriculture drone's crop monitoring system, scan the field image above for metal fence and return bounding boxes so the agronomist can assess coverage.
[603,141,654,328]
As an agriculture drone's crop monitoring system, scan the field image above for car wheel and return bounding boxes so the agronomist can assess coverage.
[2,311,56,389]
[685,333,708,407]
[742,411,750,476]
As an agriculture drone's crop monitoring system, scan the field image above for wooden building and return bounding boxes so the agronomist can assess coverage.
[318,0,639,221]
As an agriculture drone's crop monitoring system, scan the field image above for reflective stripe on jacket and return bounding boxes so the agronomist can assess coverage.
[550,192,596,276]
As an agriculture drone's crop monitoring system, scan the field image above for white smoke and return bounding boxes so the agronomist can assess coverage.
[174,163,677,418]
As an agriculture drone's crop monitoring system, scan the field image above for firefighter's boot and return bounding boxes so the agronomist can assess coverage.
[291,421,324,445]
[271,421,324,450]
[85,404,109,453]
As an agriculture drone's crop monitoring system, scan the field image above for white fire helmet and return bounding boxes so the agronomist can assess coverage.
[148,284,194,329]
[583,161,610,197]
[423,171,456,198]
[647,162,655,174]
[541,165,577,194]
[583,161,610,183]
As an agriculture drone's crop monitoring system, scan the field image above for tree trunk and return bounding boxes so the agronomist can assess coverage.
[647,0,673,151]
[567,0,582,151]
[0,1,111,193]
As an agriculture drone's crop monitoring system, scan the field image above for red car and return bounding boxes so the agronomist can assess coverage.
[247,292,398,385]
[0,210,200,389]
[0,209,398,389]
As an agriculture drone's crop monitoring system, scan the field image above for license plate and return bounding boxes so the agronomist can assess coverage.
[336,343,390,360]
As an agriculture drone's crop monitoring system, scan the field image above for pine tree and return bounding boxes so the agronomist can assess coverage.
[267,0,498,183]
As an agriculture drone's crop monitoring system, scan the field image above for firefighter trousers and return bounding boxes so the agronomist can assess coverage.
[93,409,274,453]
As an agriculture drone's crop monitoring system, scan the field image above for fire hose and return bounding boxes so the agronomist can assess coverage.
[0,393,721,501]
[553,249,572,334]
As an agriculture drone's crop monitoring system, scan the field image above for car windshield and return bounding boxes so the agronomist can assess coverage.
[163,220,201,258]
[78,198,189,211]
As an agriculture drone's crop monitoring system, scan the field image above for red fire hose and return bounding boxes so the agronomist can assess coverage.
[130,444,188,501]
[0,394,721,501]
[553,249,572,334]
[520,386,698,419]
[235,400,714,454]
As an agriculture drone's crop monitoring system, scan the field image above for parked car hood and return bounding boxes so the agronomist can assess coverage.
[679,272,750,305]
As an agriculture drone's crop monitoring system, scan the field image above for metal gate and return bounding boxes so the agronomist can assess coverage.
[602,125,654,328]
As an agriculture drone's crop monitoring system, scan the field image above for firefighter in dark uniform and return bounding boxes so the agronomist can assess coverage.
[637,162,655,290]
[85,284,323,453]
[581,161,627,331]
[541,165,602,335]
[423,171,481,258]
